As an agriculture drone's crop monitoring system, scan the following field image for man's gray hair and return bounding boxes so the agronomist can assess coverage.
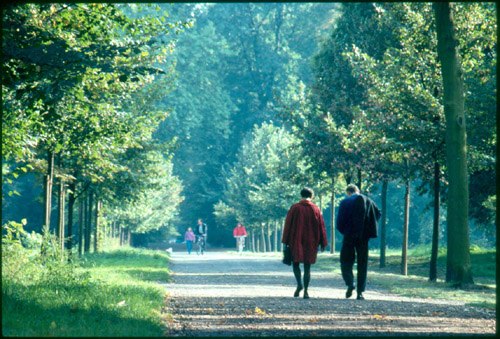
[346,184,360,194]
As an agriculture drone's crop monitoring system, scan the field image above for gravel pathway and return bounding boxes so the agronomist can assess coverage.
[160,251,495,336]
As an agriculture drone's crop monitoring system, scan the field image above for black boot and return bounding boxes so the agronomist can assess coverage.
[345,285,355,299]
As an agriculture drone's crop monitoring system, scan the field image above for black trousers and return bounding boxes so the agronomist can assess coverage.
[340,234,369,294]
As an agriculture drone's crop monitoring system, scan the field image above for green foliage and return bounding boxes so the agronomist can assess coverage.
[2,245,171,337]
[216,122,306,233]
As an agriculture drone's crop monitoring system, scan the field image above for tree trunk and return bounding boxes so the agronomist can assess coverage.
[67,180,76,253]
[94,199,100,253]
[260,224,266,252]
[119,223,123,246]
[57,177,65,258]
[273,220,278,252]
[42,150,55,233]
[280,217,285,252]
[434,2,473,286]
[401,178,410,275]
[266,222,272,252]
[127,229,131,246]
[78,197,84,256]
[330,184,335,254]
[380,180,388,268]
[357,167,362,191]
[85,192,93,253]
[251,230,256,253]
[430,161,441,281]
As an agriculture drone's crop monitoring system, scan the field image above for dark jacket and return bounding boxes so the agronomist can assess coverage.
[337,194,381,239]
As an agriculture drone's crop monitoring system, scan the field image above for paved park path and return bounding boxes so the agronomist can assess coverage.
[160,250,495,336]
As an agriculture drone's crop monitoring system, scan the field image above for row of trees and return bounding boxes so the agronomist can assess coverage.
[2,4,187,255]
[214,3,496,286]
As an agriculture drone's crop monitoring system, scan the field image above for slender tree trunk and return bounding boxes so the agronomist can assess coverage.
[67,181,76,253]
[345,172,352,186]
[94,199,100,253]
[260,224,266,252]
[280,217,285,252]
[357,167,362,191]
[273,220,278,252]
[434,2,473,286]
[85,192,93,253]
[430,161,441,281]
[57,177,65,258]
[251,230,256,253]
[266,222,272,252]
[330,183,335,254]
[42,150,55,233]
[127,229,131,246]
[380,180,388,268]
[119,223,123,246]
[78,197,84,256]
[401,178,410,275]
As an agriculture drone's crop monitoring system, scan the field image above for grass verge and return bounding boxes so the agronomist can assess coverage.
[2,246,172,337]
[316,245,496,310]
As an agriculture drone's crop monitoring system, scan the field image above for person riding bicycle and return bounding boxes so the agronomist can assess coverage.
[195,218,208,253]
[233,222,247,253]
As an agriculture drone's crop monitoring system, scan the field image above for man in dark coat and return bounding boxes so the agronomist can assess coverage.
[337,184,381,300]
[282,187,328,299]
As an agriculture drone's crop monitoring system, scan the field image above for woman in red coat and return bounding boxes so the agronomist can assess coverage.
[282,187,328,299]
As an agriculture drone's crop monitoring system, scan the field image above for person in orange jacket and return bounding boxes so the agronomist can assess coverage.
[233,222,247,253]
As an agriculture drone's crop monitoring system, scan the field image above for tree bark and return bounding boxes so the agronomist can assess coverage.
[280,217,285,252]
[260,224,266,252]
[57,177,65,258]
[67,180,76,253]
[273,220,278,252]
[119,222,123,246]
[78,197,84,256]
[330,184,335,254]
[434,2,473,286]
[42,150,55,233]
[93,199,100,253]
[430,161,441,281]
[401,178,410,275]
[251,229,256,253]
[85,192,93,253]
[266,222,272,252]
[357,167,362,191]
[380,180,388,268]
[127,229,131,246]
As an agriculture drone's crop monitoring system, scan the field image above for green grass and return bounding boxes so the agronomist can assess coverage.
[316,245,496,309]
[2,246,172,337]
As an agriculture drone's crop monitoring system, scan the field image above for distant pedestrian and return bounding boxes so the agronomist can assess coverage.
[185,227,196,254]
[282,187,328,299]
[337,184,381,300]
[233,222,247,253]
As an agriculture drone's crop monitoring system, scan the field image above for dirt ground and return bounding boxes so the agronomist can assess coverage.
[159,250,496,337]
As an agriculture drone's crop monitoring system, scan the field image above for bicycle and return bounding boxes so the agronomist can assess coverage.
[235,235,246,253]
[196,235,206,255]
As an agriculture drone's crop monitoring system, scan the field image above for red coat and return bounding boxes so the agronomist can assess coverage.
[233,226,247,236]
[281,200,328,264]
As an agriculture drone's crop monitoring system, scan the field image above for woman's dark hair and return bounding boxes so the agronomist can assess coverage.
[300,187,314,198]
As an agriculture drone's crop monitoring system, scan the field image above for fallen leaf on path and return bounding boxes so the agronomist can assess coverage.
[254,307,266,315]
[218,320,224,324]
[431,312,442,316]
[246,309,252,315]
[309,318,317,323]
